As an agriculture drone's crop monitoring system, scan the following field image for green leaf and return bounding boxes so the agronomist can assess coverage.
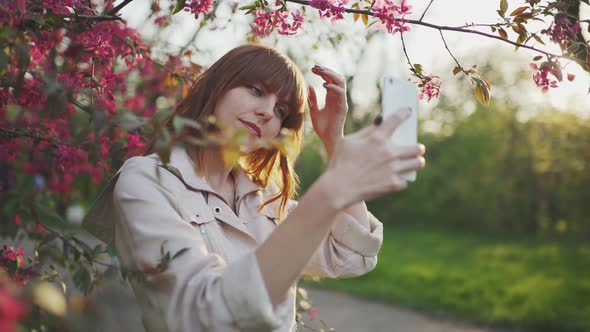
[172,0,186,14]
[172,247,190,260]
[119,112,148,131]
[0,48,9,72]
[500,0,508,17]
[73,267,92,293]
[92,108,108,133]
[5,104,23,123]
[533,55,543,61]
[35,203,69,228]
[413,63,423,74]
[238,4,257,10]
[532,33,545,45]
[92,244,104,258]
[38,233,58,249]
[173,116,184,134]
[472,76,491,106]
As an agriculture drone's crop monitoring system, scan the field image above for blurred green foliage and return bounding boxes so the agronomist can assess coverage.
[305,226,590,332]
[296,103,590,239]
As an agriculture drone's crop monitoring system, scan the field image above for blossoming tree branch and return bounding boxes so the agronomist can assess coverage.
[0,0,588,330]
[237,0,588,103]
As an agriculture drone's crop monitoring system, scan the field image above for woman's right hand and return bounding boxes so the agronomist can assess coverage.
[323,108,426,209]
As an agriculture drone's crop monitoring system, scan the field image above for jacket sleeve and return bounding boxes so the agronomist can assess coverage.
[112,158,290,332]
[291,200,384,278]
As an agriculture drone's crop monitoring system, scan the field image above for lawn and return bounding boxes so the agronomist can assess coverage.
[304,226,590,332]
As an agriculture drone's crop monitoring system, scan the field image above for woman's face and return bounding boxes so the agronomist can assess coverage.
[214,82,288,153]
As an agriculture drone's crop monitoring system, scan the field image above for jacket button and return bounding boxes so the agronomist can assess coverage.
[214,207,221,214]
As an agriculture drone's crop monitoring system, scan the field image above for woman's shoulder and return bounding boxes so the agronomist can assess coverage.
[115,153,185,194]
[118,153,159,175]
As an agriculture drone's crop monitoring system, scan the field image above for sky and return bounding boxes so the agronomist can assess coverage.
[119,0,590,125]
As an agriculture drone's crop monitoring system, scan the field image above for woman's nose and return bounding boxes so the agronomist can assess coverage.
[255,98,275,120]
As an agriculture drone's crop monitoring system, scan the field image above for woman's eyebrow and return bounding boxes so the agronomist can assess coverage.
[260,82,290,105]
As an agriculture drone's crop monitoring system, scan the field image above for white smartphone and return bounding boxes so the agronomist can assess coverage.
[381,76,418,181]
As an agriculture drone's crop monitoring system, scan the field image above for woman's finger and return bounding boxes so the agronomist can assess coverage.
[391,156,426,174]
[377,108,412,136]
[392,144,426,159]
[323,83,345,94]
[312,65,346,87]
[308,86,319,112]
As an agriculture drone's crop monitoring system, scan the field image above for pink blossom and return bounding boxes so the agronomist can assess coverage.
[545,17,581,48]
[252,8,304,37]
[309,0,347,23]
[48,172,74,193]
[126,132,145,157]
[0,140,19,162]
[530,62,560,93]
[1,246,25,270]
[184,0,214,20]
[0,287,27,332]
[55,145,84,173]
[0,0,203,197]
[36,223,45,236]
[100,136,111,160]
[309,308,318,321]
[373,0,412,34]
[418,75,442,101]
[13,216,21,227]
[124,95,146,112]
[154,16,169,27]
[96,98,117,116]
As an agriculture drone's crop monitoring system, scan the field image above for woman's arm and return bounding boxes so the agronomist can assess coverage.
[257,108,425,306]
[307,65,370,230]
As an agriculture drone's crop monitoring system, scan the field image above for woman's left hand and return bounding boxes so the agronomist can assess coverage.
[309,65,348,156]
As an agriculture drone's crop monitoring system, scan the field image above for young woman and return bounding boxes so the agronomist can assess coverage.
[84,44,425,332]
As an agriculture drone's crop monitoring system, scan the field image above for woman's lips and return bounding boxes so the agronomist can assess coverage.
[239,120,261,138]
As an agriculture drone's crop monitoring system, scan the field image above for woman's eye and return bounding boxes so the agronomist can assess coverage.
[249,85,262,96]
[275,107,286,119]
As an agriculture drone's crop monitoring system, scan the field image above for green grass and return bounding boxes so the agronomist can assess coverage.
[304,226,590,332]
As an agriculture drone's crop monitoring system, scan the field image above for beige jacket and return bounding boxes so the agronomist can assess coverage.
[83,146,383,332]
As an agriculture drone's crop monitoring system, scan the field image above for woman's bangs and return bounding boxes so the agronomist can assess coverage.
[238,54,304,119]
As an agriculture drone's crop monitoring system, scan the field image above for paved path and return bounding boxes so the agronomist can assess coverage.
[5,235,517,332]
[301,287,514,332]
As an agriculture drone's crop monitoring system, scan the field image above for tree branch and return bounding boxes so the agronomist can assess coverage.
[285,0,566,60]
[400,33,413,69]
[107,0,135,16]
[0,128,87,150]
[419,0,435,22]
[439,30,467,76]
[54,13,124,23]
[40,224,117,269]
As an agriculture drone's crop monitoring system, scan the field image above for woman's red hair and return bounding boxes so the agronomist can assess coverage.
[145,44,307,220]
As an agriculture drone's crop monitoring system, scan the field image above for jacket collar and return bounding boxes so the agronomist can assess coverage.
[155,146,262,202]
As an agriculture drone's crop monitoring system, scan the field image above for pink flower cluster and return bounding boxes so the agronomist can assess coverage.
[529,62,560,93]
[0,286,27,332]
[546,16,581,49]
[126,132,145,158]
[1,0,190,197]
[184,0,214,20]
[418,75,442,101]
[309,0,348,23]
[1,246,32,286]
[372,0,412,34]
[252,7,304,37]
